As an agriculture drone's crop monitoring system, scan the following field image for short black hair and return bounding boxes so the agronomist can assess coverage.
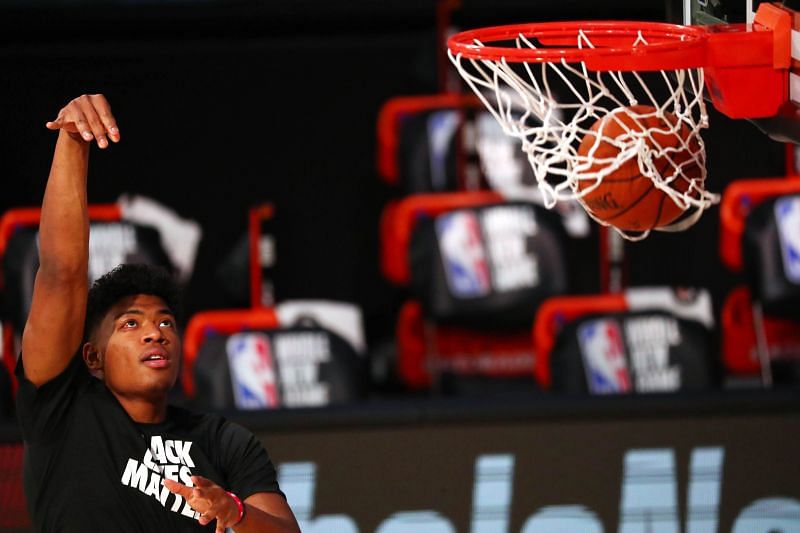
[84,263,181,342]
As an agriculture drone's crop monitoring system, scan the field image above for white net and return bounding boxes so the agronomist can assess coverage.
[449,29,720,240]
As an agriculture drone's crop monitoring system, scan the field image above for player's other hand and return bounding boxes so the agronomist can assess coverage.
[164,476,241,533]
[46,94,120,149]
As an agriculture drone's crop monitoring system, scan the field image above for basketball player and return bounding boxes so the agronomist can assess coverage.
[16,94,300,533]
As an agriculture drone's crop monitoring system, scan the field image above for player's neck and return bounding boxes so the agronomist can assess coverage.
[113,392,169,424]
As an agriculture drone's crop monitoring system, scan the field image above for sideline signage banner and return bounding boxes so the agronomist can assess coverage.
[258,403,800,533]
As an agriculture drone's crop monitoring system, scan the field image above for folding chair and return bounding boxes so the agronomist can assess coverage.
[182,307,365,410]
[383,191,569,393]
[533,287,716,393]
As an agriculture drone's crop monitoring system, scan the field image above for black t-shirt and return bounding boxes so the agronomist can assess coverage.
[15,354,282,532]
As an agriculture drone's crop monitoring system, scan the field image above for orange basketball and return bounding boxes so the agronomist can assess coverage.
[576,105,702,232]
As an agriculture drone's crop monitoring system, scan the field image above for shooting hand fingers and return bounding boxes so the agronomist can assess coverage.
[73,95,110,148]
[88,93,120,142]
[47,94,119,147]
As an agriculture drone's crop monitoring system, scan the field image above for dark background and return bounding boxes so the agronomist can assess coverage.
[0,0,787,354]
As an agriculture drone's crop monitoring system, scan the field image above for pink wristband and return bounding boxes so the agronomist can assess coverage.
[226,491,245,525]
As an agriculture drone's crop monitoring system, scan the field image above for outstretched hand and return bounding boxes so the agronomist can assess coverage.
[164,476,242,533]
[46,94,120,149]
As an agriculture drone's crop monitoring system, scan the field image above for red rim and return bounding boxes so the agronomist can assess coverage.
[448,20,708,71]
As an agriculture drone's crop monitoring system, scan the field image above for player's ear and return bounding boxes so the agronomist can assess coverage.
[82,342,104,377]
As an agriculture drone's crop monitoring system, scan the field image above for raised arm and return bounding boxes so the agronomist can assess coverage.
[21,95,120,387]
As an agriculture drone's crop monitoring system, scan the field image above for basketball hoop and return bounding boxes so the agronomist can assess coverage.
[448,4,793,239]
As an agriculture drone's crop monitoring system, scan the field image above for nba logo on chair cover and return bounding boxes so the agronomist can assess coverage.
[226,333,280,409]
[436,211,491,298]
[578,318,632,394]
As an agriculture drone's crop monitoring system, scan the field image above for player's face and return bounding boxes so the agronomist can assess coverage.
[95,294,181,399]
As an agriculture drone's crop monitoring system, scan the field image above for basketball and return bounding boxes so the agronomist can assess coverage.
[575,105,702,232]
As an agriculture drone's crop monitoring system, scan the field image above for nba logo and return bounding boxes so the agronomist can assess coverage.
[226,332,281,409]
[577,318,632,394]
[775,196,800,284]
[436,210,491,298]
